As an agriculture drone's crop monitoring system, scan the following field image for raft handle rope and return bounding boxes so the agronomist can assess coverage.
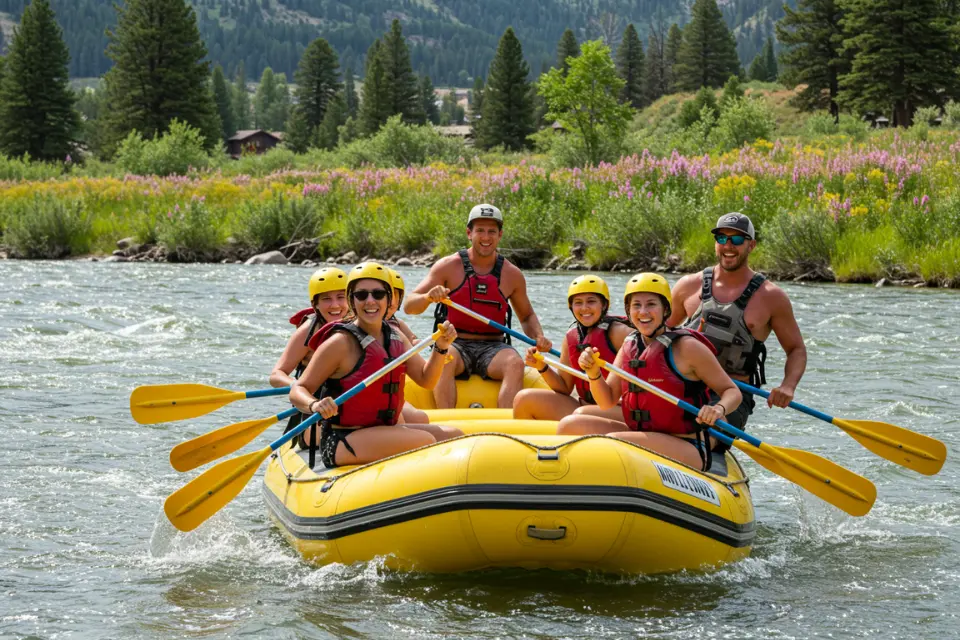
[272,431,747,496]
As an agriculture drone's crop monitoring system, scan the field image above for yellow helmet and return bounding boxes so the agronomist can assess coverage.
[308,267,347,301]
[623,272,672,313]
[567,274,610,308]
[388,268,405,292]
[346,261,392,289]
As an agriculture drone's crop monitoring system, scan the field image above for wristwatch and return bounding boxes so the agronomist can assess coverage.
[537,363,549,374]
[434,346,449,354]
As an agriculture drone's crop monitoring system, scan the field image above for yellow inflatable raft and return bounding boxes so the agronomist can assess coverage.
[263,428,754,574]
[403,367,549,409]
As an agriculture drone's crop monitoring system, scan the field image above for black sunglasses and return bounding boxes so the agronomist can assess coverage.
[352,289,389,302]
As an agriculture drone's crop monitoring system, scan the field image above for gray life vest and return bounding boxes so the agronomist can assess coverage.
[683,268,767,386]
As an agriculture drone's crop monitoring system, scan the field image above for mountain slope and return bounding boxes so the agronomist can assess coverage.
[0,0,788,84]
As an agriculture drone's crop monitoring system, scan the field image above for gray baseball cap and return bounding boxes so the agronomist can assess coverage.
[467,203,503,226]
[712,212,755,239]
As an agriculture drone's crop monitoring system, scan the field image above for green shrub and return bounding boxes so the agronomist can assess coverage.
[711,97,776,151]
[234,193,324,252]
[114,119,211,176]
[547,130,623,168]
[677,87,719,129]
[943,100,960,129]
[229,147,298,177]
[804,113,838,138]
[498,194,577,265]
[3,195,92,258]
[326,116,469,169]
[584,189,706,268]
[0,154,65,181]
[837,114,870,141]
[832,224,901,282]
[761,208,838,278]
[913,105,941,126]
[156,197,223,261]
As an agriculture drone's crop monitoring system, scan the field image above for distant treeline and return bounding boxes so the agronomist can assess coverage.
[0,0,783,83]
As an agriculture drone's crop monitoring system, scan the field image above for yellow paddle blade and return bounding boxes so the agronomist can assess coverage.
[170,415,280,472]
[164,447,271,532]
[833,418,947,476]
[130,384,243,424]
[734,440,876,517]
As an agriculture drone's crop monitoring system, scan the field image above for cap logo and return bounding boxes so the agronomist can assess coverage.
[723,215,740,223]
[481,207,495,216]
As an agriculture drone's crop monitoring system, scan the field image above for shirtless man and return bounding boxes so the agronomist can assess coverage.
[668,212,807,427]
[404,204,551,408]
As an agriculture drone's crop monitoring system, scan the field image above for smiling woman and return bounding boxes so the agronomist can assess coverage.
[288,262,463,468]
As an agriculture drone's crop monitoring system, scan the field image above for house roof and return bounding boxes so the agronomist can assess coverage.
[227,129,281,142]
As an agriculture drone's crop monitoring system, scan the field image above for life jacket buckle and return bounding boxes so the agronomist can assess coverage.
[381,382,400,393]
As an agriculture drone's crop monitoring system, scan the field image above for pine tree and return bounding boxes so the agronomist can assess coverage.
[103,0,219,153]
[359,39,391,135]
[556,28,580,75]
[470,74,484,119]
[294,37,341,130]
[419,75,440,125]
[343,65,359,117]
[674,0,741,90]
[284,107,313,153]
[749,37,777,81]
[763,36,778,81]
[776,0,848,120]
[316,94,346,149]
[0,0,79,161]
[211,64,236,140]
[643,21,669,103]
[233,62,251,130]
[665,23,683,90]
[381,20,422,124]
[616,23,645,109]
[476,27,534,150]
[839,0,954,126]
[268,73,291,131]
[253,67,277,129]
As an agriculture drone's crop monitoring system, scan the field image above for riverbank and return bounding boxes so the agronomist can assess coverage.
[2,130,960,287]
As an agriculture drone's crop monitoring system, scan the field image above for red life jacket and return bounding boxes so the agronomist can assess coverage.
[289,307,315,327]
[307,321,407,427]
[436,249,511,337]
[619,329,716,434]
[287,307,325,379]
[565,316,629,404]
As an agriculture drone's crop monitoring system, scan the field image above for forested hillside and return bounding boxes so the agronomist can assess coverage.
[0,0,786,84]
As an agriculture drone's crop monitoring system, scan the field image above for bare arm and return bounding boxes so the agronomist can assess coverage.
[524,340,575,395]
[289,333,352,413]
[579,346,624,410]
[767,288,807,407]
[403,322,457,388]
[269,324,312,388]
[677,338,742,427]
[667,273,702,328]
[403,257,454,316]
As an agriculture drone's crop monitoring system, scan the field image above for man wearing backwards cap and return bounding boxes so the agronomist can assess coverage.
[405,203,552,409]
[667,212,807,428]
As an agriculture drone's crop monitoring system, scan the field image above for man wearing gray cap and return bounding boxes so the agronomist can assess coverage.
[667,212,807,428]
[404,204,552,409]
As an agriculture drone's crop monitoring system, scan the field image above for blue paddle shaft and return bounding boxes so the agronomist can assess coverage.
[246,387,290,399]
[267,335,438,452]
[451,300,740,449]
[276,407,299,421]
[733,380,835,423]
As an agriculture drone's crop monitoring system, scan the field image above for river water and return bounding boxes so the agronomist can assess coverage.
[0,261,957,639]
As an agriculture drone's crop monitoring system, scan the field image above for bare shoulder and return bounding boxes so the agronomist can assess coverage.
[499,257,526,291]
[672,271,703,297]
[757,277,793,310]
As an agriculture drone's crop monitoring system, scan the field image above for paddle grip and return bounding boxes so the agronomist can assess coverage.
[266,333,440,452]
[733,381,835,423]
[246,387,291,399]
[442,299,561,357]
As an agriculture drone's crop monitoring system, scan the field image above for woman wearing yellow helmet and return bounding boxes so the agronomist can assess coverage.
[385,268,418,342]
[557,273,742,471]
[270,267,349,390]
[512,274,632,420]
[290,262,462,468]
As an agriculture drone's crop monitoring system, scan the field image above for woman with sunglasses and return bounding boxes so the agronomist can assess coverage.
[513,275,632,420]
[290,262,462,468]
[557,273,742,471]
